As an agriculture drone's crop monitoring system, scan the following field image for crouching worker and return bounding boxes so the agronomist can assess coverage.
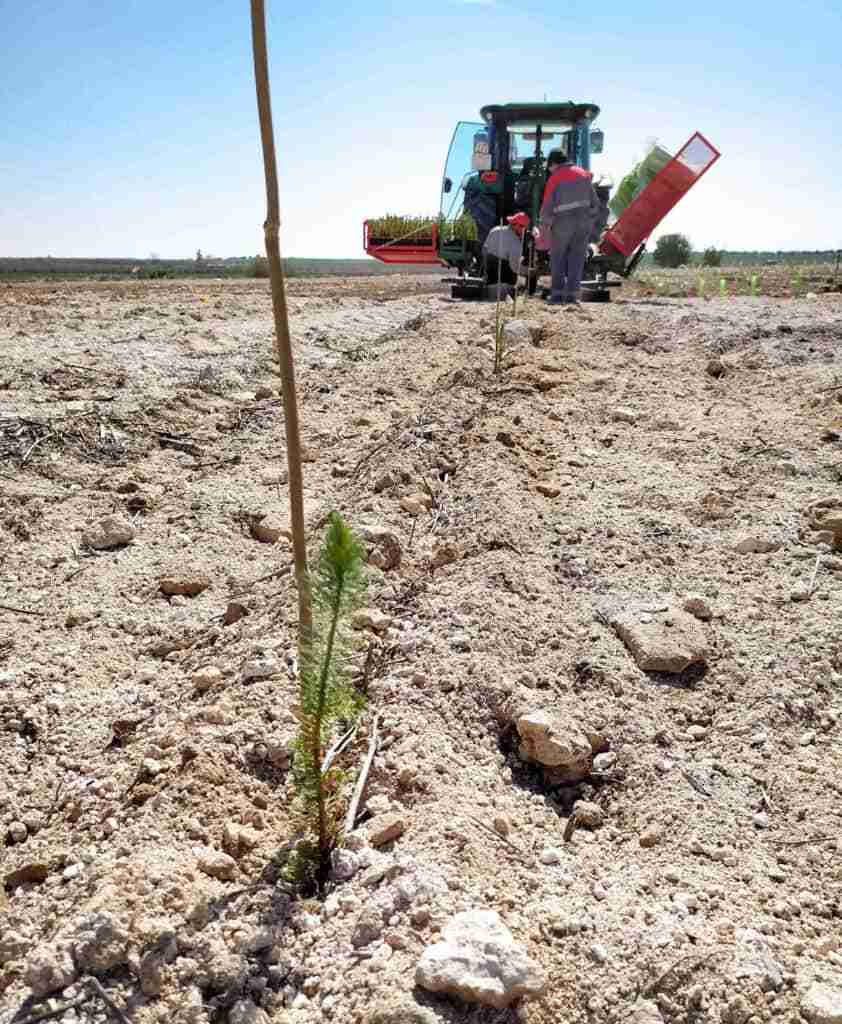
[539,149,599,305]
[482,212,530,291]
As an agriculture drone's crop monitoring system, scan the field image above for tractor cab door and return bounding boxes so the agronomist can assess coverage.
[440,121,498,246]
[440,121,487,220]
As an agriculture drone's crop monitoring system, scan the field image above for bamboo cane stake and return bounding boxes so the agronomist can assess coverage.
[250,0,312,651]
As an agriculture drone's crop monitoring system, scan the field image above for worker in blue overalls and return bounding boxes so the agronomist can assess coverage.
[539,149,600,305]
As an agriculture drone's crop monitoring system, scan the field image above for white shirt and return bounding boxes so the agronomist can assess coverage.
[482,226,524,274]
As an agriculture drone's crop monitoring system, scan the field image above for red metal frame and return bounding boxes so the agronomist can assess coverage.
[363,221,443,265]
[601,132,721,259]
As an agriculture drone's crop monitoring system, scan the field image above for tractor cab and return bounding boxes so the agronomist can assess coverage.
[441,103,602,230]
[438,103,607,294]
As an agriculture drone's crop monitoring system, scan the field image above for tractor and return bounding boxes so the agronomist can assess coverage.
[364,102,720,300]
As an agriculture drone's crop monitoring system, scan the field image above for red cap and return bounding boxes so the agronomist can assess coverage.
[506,212,530,229]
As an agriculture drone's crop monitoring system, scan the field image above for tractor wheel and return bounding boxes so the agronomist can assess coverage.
[451,283,485,300]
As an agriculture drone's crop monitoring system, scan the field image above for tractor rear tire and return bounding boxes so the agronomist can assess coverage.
[451,283,485,300]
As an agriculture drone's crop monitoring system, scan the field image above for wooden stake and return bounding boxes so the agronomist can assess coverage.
[250,0,312,652]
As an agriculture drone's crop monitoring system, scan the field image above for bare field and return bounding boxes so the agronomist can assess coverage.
[1,273,841,1024]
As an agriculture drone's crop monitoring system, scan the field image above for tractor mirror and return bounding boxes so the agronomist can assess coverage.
[590,130,604,154]
[443,177,453,194]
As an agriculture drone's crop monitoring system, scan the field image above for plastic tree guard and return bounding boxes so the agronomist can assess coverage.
[364,221,442,265]
[601,133,721,258]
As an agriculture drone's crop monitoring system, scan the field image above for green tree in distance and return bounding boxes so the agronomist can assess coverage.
[654,233,692,268]
[702,246,722,267]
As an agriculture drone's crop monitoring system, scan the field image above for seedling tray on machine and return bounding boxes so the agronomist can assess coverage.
[363,222,442,265]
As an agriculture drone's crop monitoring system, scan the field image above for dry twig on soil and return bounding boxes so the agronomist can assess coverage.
[14,996,88,1024]
[230,563,292,597]
[642,953,709,998]
[321,723,357,774]
[344,713,380,833]
[0,603,44,617]
[14,976,132,1024]
[468,814,532,864]
[0,410,143,467]
[770,833,837,847]
[84,976,132,1024]
[351,439,391,481]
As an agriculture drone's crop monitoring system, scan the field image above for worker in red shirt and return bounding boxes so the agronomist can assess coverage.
[539,149,600,305]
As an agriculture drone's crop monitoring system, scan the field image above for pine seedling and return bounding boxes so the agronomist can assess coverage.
[290,513,366,887]
[524,237,537,313]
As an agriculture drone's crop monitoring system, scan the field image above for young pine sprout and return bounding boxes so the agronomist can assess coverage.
[289,513,367,889]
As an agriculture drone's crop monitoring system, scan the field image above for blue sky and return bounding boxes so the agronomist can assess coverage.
[2,0,839,258]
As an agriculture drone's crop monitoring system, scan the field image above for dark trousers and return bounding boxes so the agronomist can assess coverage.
[484,253,517,286]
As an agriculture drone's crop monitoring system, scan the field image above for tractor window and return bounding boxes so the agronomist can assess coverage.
[440,121,485,223]
[508,129,572,174]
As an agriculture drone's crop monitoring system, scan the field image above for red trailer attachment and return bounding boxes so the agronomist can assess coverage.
[364,221,443,265]
[601,132,721,259]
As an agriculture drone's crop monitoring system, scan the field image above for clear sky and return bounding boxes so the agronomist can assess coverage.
[2,0,839,259]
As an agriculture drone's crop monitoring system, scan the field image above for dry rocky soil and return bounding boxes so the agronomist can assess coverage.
[1,274,841,1024]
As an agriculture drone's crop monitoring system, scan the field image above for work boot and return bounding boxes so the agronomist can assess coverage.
[547,295,565,306]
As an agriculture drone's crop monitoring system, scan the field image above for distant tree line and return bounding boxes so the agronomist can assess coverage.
[648,235,841,269]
